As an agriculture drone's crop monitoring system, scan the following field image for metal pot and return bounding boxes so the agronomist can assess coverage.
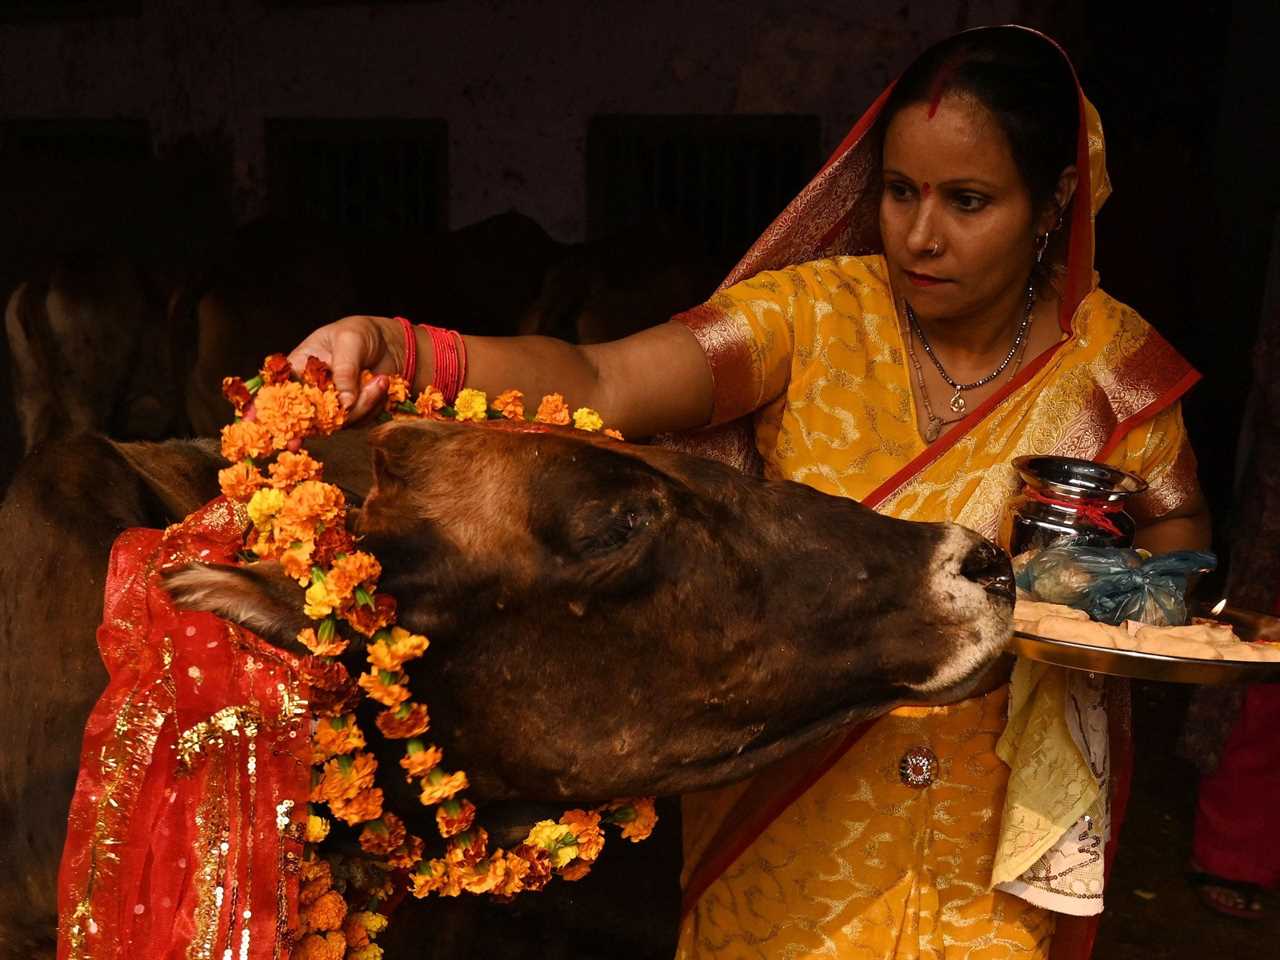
[1000,455,1147,556]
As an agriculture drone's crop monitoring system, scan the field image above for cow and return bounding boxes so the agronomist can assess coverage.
[0,422,1013,958]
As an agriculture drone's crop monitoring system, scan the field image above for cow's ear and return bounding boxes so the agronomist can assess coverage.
[162,561,310,650]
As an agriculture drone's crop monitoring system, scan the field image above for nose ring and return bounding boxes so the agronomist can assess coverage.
[929,240,941,257]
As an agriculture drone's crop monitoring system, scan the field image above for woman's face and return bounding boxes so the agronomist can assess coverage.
[879,92,1041,322]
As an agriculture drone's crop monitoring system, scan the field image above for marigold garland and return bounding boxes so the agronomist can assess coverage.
[218,356,656,957]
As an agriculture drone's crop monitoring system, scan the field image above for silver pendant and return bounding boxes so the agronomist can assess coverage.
[949,391,966,414]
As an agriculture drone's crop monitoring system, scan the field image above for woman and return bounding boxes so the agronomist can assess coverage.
[289,26,1210,959]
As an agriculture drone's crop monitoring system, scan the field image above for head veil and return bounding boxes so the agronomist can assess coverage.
[659,24,1113,474]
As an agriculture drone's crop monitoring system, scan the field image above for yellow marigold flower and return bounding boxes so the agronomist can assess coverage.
[347,945,383,960]
[291,931,346,960]
[311,714,365,762]
[220,419,274,462]
[453,388,489,423]
[535,393,570,425]
[301,889,347,933]
[385,375,410,406]
[368,626,429,672]
[268,450,323,489]
[572,407,603,432]
[418,770,468,806]
[344,912,387,946]
[492,388,525,421]
[525,820,578,868]
[416,386,445,414]
[319,751,377,802]
[328,786,384,826]
[327,551,381,603]
[254,381,315,448]
[218,461,265,501]
[305,814,331,844]
[400,744,443,781]
[560,809,604,861]
[357,670,411,708]
[246,487,286,527]
[304,579,341,619]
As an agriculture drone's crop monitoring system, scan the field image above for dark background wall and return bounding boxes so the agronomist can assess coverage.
[1,0,1277,576]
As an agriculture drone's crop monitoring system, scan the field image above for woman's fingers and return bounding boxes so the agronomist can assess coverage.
[329,325,376,410]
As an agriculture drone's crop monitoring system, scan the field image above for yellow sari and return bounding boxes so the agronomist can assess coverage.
[665,27,1200,960]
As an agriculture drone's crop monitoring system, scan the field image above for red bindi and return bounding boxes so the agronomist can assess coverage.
[921,182,932,197]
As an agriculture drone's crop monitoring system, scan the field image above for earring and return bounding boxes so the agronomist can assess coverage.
[1034,231,1050,265]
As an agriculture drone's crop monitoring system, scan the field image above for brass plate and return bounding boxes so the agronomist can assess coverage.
[1012,631,1280,685]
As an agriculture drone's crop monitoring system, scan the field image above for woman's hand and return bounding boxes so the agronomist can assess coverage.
[287,315,406,421]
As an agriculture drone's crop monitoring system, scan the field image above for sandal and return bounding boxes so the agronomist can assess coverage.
[1187,868,1267,921]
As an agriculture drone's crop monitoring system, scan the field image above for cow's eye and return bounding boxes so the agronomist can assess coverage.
[582,508,646,554]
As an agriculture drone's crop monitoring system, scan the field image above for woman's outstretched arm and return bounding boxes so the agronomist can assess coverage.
[286,315,714,439]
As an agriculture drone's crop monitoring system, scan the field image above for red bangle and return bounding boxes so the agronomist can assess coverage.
[395,316,417,388]
[420,324,465,403]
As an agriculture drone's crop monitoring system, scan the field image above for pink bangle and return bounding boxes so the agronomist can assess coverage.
[396,316,416,388]
[420,324,465,403]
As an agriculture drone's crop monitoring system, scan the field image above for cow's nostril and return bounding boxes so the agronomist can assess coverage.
[959,540,1015,606]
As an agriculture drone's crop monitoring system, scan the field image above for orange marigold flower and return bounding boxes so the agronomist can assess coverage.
[408,859,452,899]
[400,744,443,781]
[342,911,388,950]
[218,461,265,501]
[375,702,429,740]
[384,375,410,407]
[444,827,488,868]
[492,850,531,898]
[301,889,347,933]
[327,551,381,603]
[492,388,525,421]
[299,855,333,887]
[261,353,293,385]
[385,833,425,870]
[220,418,274,462]
[310,714,365,762]
[301,355,333,390]
[281,540,317,585]
[311,524,356,569]
[305,384,346,434]
[291,931,346,960]
[298,625,347,659]
[357,670,411,708]
[418,769,469,806]
[416,386,445,415]
[604,428,624,441]
[328,787,384,826]
[269,450,323,488]
[605,797,659,842]
[346,593,397,637]
[358,812,407,856]
[222,376,253,414]
[278,479,345,532]
[461,856,507,895]
[367,626,428,672]
[436,798,476,838]
[254,381,316,448]
[560,809,605,862]
[534,393,570,425]
[319,751,377,802]
[511,844,553,892]
[560,860,593,882]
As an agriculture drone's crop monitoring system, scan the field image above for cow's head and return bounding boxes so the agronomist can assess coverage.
[165,420,1012,803]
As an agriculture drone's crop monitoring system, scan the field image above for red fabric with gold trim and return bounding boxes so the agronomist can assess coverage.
[58,499,310,960]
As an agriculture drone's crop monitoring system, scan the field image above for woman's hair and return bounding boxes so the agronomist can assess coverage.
[882,28,1079,222]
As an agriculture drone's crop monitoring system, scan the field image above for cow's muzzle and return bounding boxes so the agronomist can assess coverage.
[959,539,1015,607]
